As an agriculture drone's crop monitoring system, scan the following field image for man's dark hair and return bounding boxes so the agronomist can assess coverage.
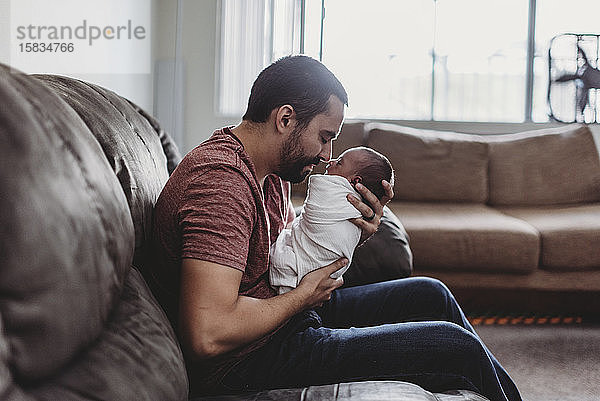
[243,55,348,130]
[355,147,395,202]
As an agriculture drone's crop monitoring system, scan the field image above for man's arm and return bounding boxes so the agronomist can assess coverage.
[179,257,346,360]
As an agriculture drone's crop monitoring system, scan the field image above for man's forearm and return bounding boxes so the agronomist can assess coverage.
[201,289,309,356]
[179,258,344,360]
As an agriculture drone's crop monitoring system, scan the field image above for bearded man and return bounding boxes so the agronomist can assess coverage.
[150,55,521,401]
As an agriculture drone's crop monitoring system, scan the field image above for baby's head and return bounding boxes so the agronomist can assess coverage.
[325,147,394,202]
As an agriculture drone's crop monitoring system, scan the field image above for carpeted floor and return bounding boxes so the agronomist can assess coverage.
[476,323,600,401]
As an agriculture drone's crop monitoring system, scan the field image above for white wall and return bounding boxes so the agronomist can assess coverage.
[0,1,9,65]
[0,0,156,115]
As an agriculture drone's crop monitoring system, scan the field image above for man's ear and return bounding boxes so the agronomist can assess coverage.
[275,104,296,134]
[351,175,362,186]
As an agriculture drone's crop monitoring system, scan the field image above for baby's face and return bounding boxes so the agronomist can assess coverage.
[325,148,363,181]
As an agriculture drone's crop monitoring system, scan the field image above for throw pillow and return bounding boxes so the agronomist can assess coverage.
[343,206,413,287]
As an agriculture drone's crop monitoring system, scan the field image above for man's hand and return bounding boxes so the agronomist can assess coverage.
[347,180,394,243]
[295,258,347,307]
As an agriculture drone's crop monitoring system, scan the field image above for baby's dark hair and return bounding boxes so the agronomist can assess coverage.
[354,147,394,203]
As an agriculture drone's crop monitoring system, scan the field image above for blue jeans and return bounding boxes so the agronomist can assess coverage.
[219,277,522,401]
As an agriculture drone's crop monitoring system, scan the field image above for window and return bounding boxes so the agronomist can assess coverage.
[217,0,600,123]
[317,0,435,120]
[431,0,528,122]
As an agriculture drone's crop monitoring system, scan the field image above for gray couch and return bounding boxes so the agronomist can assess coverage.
[294,121,600,315]
[0,64,487,400]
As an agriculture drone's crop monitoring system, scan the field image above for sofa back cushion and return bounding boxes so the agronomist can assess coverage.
[365,123,489,202]
[0,64,134,380]
[487,124,600,206]
[334,121,368,155]
[32,75,180,270]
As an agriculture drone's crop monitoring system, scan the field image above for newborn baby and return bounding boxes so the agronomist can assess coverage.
[269,146,395,294]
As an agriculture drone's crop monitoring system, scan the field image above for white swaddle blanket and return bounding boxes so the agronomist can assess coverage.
[269,174,362,294]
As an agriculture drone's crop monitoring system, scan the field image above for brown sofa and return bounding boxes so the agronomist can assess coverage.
[294,121,600,315]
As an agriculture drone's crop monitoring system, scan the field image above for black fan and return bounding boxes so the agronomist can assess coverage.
[548,33,600,123]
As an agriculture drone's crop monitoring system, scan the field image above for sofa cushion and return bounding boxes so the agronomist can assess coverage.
[32,75,177,270]
[388,202,540,273]
[365,123,489,203]
[125,99,182,175]
[29,269,188,401]
[343,206,413,287]
[0,64,133,379]
[334,121,368,153]
[487,124,600,206]
[499,204,600,270]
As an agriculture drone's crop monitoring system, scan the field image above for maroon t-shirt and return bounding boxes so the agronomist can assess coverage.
[150,127,294,389]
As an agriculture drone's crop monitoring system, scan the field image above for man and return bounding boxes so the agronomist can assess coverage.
[151,55,521,401]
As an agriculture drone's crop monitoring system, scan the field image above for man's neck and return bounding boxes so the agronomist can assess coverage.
[231,121,276,187]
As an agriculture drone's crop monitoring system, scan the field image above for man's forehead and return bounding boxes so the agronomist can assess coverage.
[322,95,345,127]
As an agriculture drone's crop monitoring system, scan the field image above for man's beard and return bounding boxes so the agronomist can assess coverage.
[276,128,321,183]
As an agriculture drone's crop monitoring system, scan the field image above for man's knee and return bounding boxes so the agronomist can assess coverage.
[409,277,460,320]
[436,322,487,363]
[414,277,453,301]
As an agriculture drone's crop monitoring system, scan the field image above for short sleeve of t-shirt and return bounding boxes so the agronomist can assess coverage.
[179,166,257,272]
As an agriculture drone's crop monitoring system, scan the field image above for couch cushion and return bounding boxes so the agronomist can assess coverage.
[333,121,367,154]
[343,206,413,287]
[388,202,540,273]
[32,75,178,270]
[499,204,600,270]
[29,269,188,401]
[365,123,489,203]
[487,124,600,206]
[0,64,133,380]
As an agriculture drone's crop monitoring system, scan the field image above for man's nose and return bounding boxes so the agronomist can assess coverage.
[319,141,333,161]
